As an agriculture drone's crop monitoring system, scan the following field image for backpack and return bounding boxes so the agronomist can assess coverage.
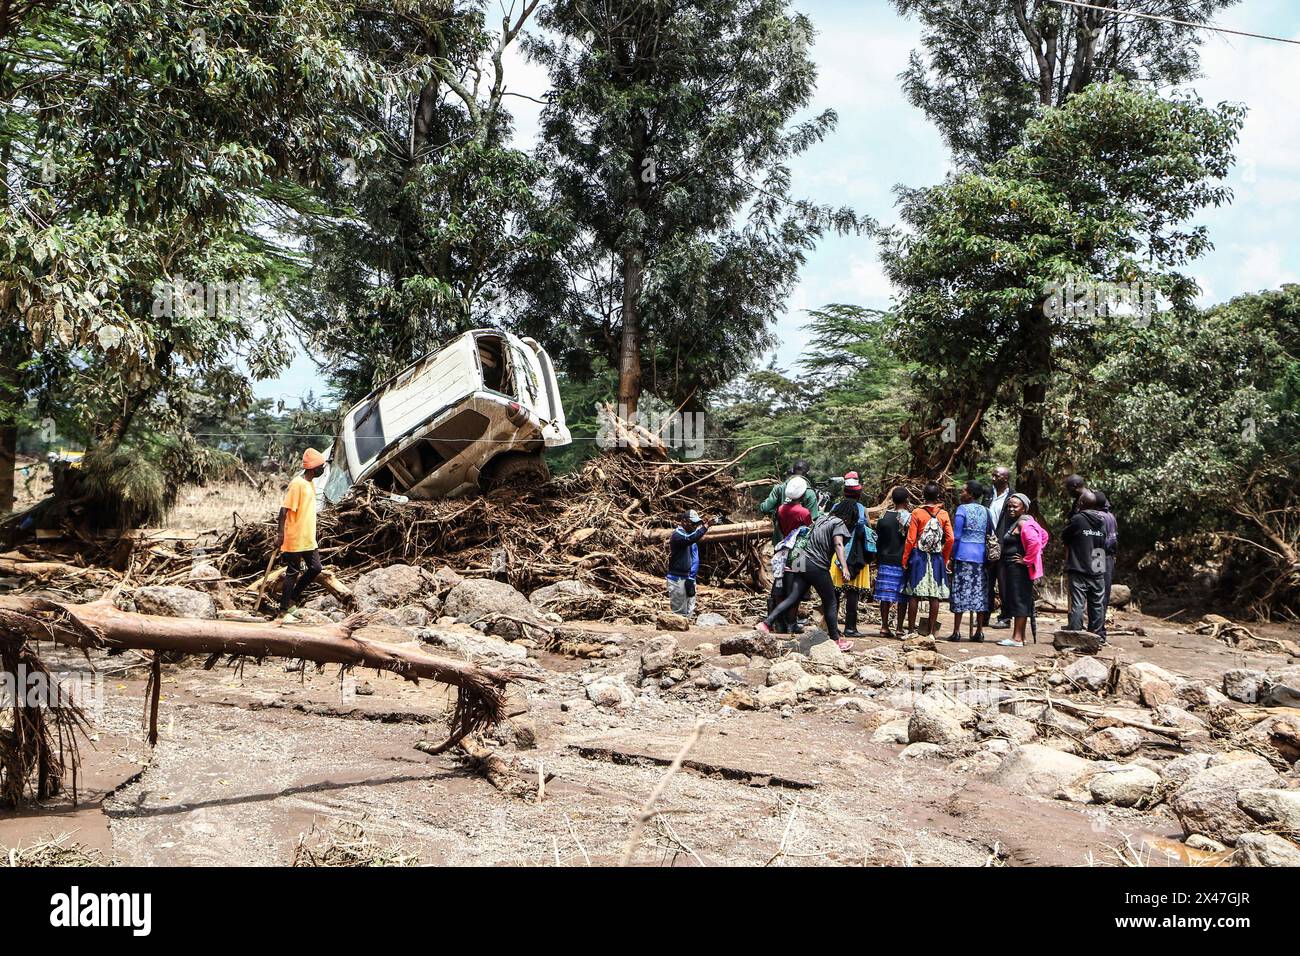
[917,508,945,553]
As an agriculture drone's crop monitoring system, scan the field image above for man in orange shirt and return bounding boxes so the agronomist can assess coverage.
[278,448,327,619]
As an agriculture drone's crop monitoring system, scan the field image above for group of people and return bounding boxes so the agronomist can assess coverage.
[666,460,1121,652]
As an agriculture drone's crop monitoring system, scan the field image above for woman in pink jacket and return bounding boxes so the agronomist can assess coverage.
[996,493,1050,648]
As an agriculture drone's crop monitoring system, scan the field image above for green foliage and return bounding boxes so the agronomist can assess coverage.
[523,0,871,410]
[892,0,1241,166]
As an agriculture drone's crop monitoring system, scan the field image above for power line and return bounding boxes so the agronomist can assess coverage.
[1046,0,1300,46]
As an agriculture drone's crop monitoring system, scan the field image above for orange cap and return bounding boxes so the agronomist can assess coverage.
[302,448,326,470]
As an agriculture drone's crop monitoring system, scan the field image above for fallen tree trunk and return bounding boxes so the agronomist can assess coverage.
[0,596,533,805]
[641,520,769,544]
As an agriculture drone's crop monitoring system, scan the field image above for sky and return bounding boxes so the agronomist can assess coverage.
[257,0,1300,405]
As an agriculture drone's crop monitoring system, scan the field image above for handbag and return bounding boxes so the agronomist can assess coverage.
[983,506,1002,563]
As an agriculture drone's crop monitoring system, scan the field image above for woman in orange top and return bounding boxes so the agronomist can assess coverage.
[900,481,955,637]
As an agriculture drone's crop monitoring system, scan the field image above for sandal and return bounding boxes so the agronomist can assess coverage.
[835,638,855,652]
[945,632,961,642]
[972,631,986,643]
[756,621,772,635]
[996,638,1024,647]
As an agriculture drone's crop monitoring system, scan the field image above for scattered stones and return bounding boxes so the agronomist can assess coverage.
[1063,655,1111,691]
[1222,668,1269,704]
[1170,758,1282,845]
[132,585,217,620]
[1242,714,1300,764]
[1084,726,1142,759]
[1089,765,1159,807]
[1230,832,1300,867]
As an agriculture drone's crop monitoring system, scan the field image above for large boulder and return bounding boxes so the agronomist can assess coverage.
[1236,788,1300,831]
[807,636,851,672]
[1089,765,1160,807]
[1230,833,1300,867]
[353,564,439,613]
[133,585,216,620]
[991,744,1093,798]
[640,635,679,677]
[1158,753,1211,792]
[1170,758,1283,845]
[586,675,635,710]
[1116,662,1179,706]
[528,579,604,614]
[443,578,545,639]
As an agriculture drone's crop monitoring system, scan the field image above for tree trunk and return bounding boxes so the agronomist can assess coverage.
[0,596,534,802]
[618,246,643,417]
[0,337,19,514]
[1014,307,1052,508]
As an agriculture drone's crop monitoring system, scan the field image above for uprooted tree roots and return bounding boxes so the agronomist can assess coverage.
[0,596,533,807]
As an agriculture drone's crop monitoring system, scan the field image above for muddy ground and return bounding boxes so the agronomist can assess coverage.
[3,594,1296,868]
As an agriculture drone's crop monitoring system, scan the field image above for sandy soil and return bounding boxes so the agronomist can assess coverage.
[3,595,1294,868]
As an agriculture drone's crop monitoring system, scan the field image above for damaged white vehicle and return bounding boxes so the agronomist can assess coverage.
[317,329,571,503]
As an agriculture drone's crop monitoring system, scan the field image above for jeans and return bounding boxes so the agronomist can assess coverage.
[281,548,323,612]
[1068,572,1106,636]
[765,564,840,641]
[667,577,696,617]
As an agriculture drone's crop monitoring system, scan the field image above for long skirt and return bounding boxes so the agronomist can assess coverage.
[873,563,905,604]
[949,560,989,613]
[1002,562,1035,618]
[904,551,950,600]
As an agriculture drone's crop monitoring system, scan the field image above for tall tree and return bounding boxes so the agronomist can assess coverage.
[880,83,1242,503]
[891,0,1240,166]
[525,0,868,417]
[290,0,563,404]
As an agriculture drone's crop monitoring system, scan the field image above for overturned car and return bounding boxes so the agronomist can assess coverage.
[317,329,571,503]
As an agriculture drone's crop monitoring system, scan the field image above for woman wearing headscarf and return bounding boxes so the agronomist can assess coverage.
[996,493,1050,648]
[946,479,990,642]
[829,471,875,637]
[767,476,813,633]
[872,486,911,638]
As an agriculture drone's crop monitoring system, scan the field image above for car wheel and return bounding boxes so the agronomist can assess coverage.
[482,452,550,489]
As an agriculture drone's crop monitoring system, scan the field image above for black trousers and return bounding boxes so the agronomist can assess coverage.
[842,587,863,632]
[765,565,839,641]
[281,548,323,611]
[1068,571,1106,636]
[766,570,802,632]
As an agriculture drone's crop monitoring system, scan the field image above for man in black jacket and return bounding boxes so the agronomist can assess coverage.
[1063,491,1108,639]
[666,510,714,618]
[982,466,1014,629]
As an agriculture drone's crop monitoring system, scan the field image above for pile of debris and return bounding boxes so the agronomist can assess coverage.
[213,451,768,617]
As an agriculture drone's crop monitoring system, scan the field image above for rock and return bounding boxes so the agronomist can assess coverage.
[855,665,889,688]
[695,612,729,628]
[949,750,1004,775]
[640,635,679,677]
[1089,765,1159,807]
[767,658,809,686]
[1176,681,1230,709]
[1031,705,1090,736]
[1115,662,1180,704]
[719,688,756,710]
[1170,758,1282,845]
[755,682,799,709]
[1063,656,1111,691]
[1151,704,1209,737]
[1108,583,1132,608]
[586,676,635,710]
[827,675,853,693]
[1084,726,1142,758]
[1231,833,1300,867]
[1236,788,1300,831]
[1185,835,1226,853]
[794,674,830,696]
[991,745,1093,798]
[1222,668,1269,704]
[908,696,973,746]
[353,564,438,613]
[443,578,544,639]
[133,585,217,620]
[870,716,911,744]
[956,687,1015,710]
[720,633,781,659]
[1053,629,1104,654]
[512,717,538,750]
[1159,753,1211,791]
[528,579,604,614]
[904,650,944,670]
[951,655,1019,674]
[899,742,946,761]
[835,697,877,714]
[1242,714,1300,764]
[807,637,850,672]
[369,604,433,628]
[417,626,528,664]
[655,612,690,631]
[976,713,1037,745]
